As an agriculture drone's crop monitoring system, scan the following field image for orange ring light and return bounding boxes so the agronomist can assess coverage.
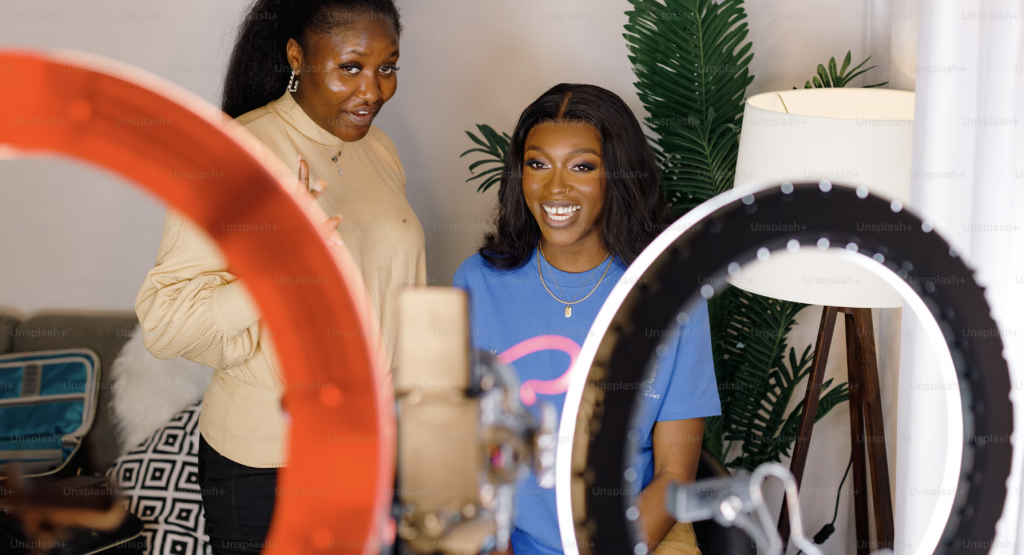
[0,50,393,555]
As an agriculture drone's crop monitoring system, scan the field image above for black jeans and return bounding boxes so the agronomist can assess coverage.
[197,433,278,555]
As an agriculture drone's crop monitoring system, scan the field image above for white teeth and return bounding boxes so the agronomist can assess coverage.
[542,205,581,221]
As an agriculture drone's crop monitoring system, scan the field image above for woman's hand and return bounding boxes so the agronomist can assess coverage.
[294,156,344,245]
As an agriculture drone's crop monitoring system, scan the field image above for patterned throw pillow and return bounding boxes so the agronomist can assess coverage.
[107,401,211,555]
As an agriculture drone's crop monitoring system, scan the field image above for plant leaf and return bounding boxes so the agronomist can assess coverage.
[625,0,755,216]
[799,52,887,89]
[817,64,832,87]
[461,124,511,193]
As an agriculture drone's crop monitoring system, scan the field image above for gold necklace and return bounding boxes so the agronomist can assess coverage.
[543,250,596,305]
[540,243,609,303]
[537,244,613,318]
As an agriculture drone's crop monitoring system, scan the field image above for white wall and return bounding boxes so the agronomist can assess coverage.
[1,1,971,554]
[0,0,247,315]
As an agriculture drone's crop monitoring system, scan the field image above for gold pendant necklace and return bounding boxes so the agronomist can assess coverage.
[537,244,613,318]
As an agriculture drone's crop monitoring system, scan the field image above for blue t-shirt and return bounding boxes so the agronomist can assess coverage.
[453,249,721,555]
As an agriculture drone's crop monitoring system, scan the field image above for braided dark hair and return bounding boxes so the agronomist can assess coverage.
[222,0,402,119]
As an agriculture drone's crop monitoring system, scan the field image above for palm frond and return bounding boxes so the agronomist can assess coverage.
[625,0,755,216]
[715,287,804,452]
[708,285,850,471]
[724,335,850,471]
[460,124,511,193]
[797,51,888,89]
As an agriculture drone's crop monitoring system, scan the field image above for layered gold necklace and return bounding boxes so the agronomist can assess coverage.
[537,243,613,318]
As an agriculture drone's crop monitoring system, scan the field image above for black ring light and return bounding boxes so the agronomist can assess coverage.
[576,182,1012,555]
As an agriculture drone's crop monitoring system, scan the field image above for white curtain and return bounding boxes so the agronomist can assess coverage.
[901,0,1024,553]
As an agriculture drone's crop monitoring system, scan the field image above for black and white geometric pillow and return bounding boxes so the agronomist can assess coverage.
[107,401,211,555]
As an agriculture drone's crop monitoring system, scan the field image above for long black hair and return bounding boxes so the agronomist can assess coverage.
[480,83,674,271]
[222,0,402,119]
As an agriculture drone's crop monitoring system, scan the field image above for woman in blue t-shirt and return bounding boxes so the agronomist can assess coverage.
[453,84,721,554]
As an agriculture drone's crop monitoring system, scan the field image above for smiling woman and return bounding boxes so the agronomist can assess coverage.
[454,84,720,554]
[479,84,673,273]
[133,1,425,554]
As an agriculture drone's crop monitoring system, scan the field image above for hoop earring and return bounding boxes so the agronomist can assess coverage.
[287,70,299,93]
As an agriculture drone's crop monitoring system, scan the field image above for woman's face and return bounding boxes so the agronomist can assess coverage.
[521,121,606,253]
[286,15,399,142]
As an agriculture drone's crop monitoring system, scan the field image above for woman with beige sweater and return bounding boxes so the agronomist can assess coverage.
[134,1,423,553]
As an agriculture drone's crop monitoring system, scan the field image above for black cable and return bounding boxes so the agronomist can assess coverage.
[795,453,854,554]
[812,454,854,545]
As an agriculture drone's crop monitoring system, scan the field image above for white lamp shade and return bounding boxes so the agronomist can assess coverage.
[729,89,915,308]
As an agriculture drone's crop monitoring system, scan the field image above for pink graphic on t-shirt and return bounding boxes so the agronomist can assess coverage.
[499,335,581,406]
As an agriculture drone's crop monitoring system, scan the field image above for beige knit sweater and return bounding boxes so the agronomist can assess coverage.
[136,91,426,468]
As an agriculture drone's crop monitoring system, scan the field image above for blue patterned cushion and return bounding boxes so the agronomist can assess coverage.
[107,402,211,555]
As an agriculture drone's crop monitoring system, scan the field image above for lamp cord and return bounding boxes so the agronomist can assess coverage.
[798,454,853,552]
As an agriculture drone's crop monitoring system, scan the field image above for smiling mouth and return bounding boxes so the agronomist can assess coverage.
[344,107,378,126]
[542,204,581,223]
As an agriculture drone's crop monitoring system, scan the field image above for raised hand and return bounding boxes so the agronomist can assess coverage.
[293,156,344,246]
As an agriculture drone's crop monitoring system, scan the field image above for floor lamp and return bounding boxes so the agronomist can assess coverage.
[729,89,915,553]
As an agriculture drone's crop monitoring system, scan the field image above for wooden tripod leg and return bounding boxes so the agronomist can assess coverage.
[845,312,870,555]
[778,305,839,546]
[850,308,895,550]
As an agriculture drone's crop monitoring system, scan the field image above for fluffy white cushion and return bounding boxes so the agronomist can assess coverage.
[109,323,214,456]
